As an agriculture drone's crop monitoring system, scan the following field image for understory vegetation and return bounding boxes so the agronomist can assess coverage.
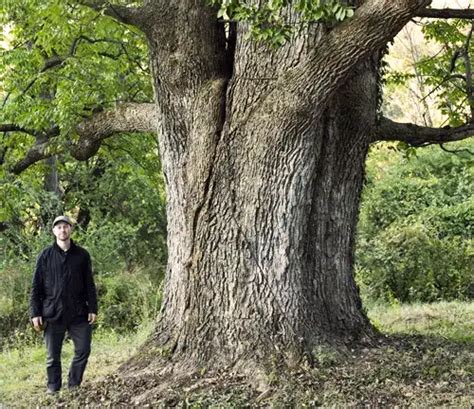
[357,140,473,304]
[0,132,167,347]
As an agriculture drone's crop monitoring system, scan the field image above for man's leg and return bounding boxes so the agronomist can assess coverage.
[44,321,66,392]
[67,321,92,388]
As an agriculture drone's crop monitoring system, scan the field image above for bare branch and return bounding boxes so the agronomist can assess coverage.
[416,8,474,19]
[439,143,473,155]
[10,140,54,174]
[72,102,159,159]
[4,103,159,173]
[374,117,474,146]
[0,124,42,138]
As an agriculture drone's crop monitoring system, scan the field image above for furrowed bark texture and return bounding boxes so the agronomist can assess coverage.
[132,0,431,372]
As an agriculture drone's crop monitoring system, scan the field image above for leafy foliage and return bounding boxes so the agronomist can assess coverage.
[0,1,165,341]
[357,142,473,303]
[0,0,151,143]
[1,0,165,263]
[212,0,354,46]
[368,17,473,304]
[384,18,473,127]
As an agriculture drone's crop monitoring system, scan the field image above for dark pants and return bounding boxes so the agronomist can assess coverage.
[44,320,92,391]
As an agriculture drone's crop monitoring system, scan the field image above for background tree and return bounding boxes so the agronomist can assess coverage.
[0,2,167,341]
[1,0,473,380]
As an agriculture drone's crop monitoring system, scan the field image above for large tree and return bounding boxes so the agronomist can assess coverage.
[1,0,473,375]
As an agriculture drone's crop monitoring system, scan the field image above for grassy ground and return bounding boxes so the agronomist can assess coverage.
[0,302,472,407]
[368,301,474,343]
[0,322,152,408]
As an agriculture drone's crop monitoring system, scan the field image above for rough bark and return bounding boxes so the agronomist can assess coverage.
[72,102,159,160]
[153,57,379,368]
[43,156,62,197]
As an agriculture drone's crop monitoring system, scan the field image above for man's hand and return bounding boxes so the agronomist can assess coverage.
[32,316,43,332]
[88,313,97,324]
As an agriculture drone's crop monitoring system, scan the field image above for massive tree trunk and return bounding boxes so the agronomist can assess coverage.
[153,63,378,369]
[118,0,431,372]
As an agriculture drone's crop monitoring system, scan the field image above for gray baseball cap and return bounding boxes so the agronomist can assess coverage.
[52,215,74,227]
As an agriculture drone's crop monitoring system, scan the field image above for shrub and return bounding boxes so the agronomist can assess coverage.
[0,265,36,348]
[356,142,473,303]
[95,268,163,333]
[357,220,473,303]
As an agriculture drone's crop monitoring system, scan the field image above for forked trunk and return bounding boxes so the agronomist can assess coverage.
[143,15,380,370]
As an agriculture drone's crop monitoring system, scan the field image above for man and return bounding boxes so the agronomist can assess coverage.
[30,215,98,393]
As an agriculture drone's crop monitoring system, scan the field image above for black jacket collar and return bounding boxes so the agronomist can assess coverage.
[53,239,76,254]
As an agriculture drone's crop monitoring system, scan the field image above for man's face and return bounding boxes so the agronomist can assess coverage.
[52,222,72,241]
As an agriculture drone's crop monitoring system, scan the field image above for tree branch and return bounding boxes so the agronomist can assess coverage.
[415,8,474,19]
[72,102,159,160]
[461,22,474,117]
[10,140,53,174]
[71,35,148,72]
[0,124,43,138]
[374,117,474,146]
[4,103,159,173]
[285,0,431,116]
[17,35,148,97]
[439,143,473,155]
[78,0,151,30]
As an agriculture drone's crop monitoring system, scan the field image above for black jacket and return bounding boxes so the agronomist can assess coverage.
[30,240,98,324]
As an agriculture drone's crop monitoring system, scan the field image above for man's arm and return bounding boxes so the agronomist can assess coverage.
[30,252,44,331]
[84,251,98,323]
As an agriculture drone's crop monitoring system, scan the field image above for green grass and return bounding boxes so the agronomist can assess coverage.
[368,301,474,343]
[0,302,472,407]
[0,321,152,408]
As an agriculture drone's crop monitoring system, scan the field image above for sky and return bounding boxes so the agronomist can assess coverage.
[431,0,471,7]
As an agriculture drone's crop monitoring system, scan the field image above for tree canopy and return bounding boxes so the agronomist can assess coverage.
[1,1,473,175]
